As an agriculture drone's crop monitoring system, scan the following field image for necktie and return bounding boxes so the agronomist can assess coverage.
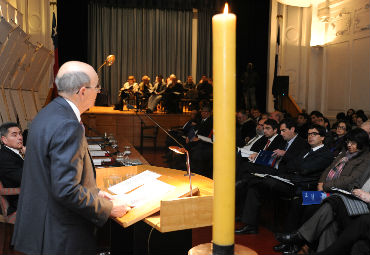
[264,139,271,150]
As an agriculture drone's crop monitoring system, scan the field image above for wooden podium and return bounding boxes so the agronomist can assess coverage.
[96,164,213,233]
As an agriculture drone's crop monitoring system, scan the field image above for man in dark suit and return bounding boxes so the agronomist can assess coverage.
[0,122,25,215]
[239,118,285,177]
[187,104,213,178]
[12,61,131,255]
[235,124,333,235]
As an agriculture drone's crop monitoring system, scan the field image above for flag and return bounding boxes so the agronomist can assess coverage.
[45,12,59,105]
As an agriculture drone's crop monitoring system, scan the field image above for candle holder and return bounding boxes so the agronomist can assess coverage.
[168,146,193,197]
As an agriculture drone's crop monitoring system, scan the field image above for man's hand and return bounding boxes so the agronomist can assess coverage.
[249,153,258,161]
[352,189,370,203]
[272,149,286,157]
[317,182,323,191]
[98,190,114,200]
[110,198,132,218]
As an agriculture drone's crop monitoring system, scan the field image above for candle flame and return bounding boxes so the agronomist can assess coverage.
[224,3,229,14]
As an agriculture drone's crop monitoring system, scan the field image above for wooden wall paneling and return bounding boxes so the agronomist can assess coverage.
[33,91,43,111]
[0,89,10,123]
[3,29,28,89]
[11,41,35,89]
[0,0,8,22]
[350,36,370,114]
[8,89,27,129]
[21,45,48,90]
[0,17,13,47]
[0,25,21,85]
[324,41,350,116]
[7,3,16,23]
[82,110,191,149]
[3,89,18,123]
[117,115,135,145]
[21,90,38,121]
[32,48,53,92]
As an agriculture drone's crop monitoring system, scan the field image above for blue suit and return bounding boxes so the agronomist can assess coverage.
[12,97,112,255]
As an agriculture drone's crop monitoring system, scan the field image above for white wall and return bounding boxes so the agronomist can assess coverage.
[268,0,370,118]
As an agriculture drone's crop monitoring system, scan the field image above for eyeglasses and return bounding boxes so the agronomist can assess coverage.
[308,132,319,137]
[85,84,101,92]
[336,126,346,130]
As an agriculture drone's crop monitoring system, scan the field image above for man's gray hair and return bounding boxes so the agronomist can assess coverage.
[55,71,90,94]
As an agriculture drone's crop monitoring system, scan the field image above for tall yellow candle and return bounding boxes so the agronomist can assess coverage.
[212,3,236,252]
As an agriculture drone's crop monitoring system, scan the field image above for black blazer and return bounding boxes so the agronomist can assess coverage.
[0,146,23,214]
[278,135,310,172]
[197,116,213,138]
[282,146,334,181]
[0,146,23,188]
[250,134,285,152]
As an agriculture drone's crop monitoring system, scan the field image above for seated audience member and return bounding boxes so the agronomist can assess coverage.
[196,75,213,100]
[236,110,256,147]
[308,186,370,255]
[0,122,25,215]
[247,119,285,162]
[237,118,267,158]
[115,75,137,110]
[309,111,324,125]
[328,120,350,157]
[269,110,284,124]
[183,75,198,109]
[183,75,196,92]
[236,119,285,181]
[163,74,184,113]
[147,75,167,113]
[274,128,370,254]
[346,108,355,124]
[165,109,201,149]
[187,104,213,178]
[296,112,309,139]
[251,108,262,122]
[235,124,332,236]
[356,113,368,127]
[136,75,153,110]
[361,120,370,138]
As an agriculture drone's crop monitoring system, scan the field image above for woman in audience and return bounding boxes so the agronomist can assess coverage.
[275,128,370,253]
[329,121,351,157]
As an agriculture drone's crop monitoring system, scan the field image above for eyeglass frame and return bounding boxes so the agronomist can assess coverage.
[85,84,101,92]
[307,132,320,137]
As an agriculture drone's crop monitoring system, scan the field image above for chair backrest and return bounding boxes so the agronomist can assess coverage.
[0,180,20,223]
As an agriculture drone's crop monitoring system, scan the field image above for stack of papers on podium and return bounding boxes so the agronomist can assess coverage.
[90,150,108,157]
[93,157,111,165]
[88,144,102,150]
[109,170,176,208]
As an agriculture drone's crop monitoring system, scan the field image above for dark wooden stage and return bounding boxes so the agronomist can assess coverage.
[82,106,191,149]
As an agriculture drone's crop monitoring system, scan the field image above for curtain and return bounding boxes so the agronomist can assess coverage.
[196,9,215,81]
[88,3,192,104]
